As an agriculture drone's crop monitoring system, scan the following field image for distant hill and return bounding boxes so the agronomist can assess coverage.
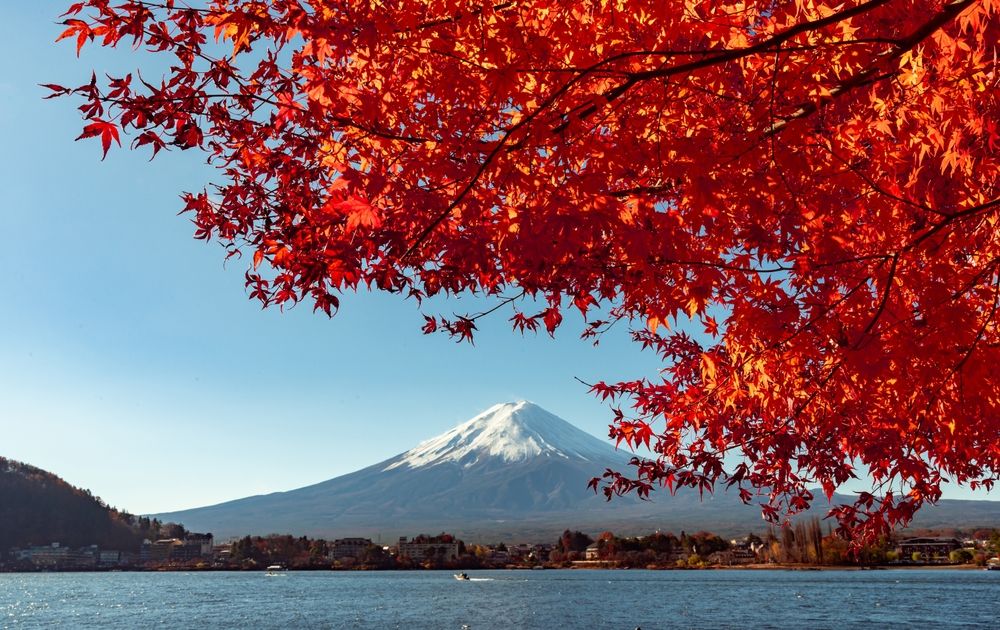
[154,401,1000,541]
[0,457,143,551]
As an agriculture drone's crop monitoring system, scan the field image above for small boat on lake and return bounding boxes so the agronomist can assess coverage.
[265,565,287,576]
[454,572,470,581]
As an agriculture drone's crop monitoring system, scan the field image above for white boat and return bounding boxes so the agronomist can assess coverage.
[454,572,470,580]
[265,564,287,576]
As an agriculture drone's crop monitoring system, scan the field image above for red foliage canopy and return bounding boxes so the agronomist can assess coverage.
[51,0,999,541]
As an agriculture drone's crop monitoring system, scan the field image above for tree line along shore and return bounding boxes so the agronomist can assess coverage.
[5,457,1000,573]
[6,519,1000,573]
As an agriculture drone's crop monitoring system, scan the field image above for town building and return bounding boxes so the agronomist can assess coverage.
[13,543,98,569]
[186,533,215,557]
[141,533,215,563]
[330,538,373,560]
[396,536,460,561]
[509,543,532,559]
[98,550,127,567]
[145,539,180,562]
[212,545,233,563]
[729,538,762,564]
[488,547,509,562]
[897,537,962,561]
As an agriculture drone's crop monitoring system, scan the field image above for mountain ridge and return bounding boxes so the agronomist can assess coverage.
[152,402,1000,541]
[0,457,144,551]
[383,401,628,471]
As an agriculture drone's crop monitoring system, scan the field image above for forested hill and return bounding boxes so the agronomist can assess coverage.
[0,457,143,551]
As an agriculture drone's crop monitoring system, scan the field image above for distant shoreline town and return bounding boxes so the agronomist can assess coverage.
[5,444,1000,575]
[5,519,1000,573]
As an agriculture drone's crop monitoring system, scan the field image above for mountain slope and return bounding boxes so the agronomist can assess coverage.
[383,401,623,470]
[153,402,1000,541]
[154,401,642,537]
[0,457,143,551]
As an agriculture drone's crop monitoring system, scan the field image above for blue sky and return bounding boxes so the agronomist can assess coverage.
[1,5,992,514]
[0,5,668,513]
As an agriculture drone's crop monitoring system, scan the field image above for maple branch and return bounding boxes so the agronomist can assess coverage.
[466,290,528,322]
[768,45,782,166]
[607,183,677,198]
[402,1,515,33]
[812,143,947,217]
[96,86,429,147]
[765,0,978,137]
[809,253,897,270]
[131,1,216,14]
[919,270,1000,415]
[554,0,977,153]
[403,34,731,252]
[792,359,846,420]
[651,256,793,274]
[403,0,922,253]
[951,272,1000,376]
[951,257,1000,301]
[553,0,898,134]
[603,257,897,455]
[852,253,899,349]
[775,267,883,349]
[907,197,1000,253]
[500,38,905,78]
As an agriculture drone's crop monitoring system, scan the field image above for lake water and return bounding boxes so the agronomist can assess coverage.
[1,569,997,628]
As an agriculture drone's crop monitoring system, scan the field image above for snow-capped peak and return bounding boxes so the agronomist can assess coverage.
[383,401,623,471]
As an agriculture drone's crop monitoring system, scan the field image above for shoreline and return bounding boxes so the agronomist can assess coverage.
[1,563,990,574]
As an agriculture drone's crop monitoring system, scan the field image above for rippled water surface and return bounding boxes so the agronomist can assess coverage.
[2,569,998,628]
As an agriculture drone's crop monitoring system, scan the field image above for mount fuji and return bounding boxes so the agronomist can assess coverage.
[153,402,1000,540]
[154,401,647,539]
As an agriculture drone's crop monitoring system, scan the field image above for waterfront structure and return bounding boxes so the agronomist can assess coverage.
[330,538,373,560]
[488,547,509,562]
[729,538,763,564]
[897,537,962,561]
[12,543,99,569]
[396,536,460,561]
[141,534,215,563]
[145,539,180,562]
[186,533,215,557]
[98,550,130,567]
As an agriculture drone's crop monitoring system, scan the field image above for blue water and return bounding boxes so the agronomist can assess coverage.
[1,569,997,628]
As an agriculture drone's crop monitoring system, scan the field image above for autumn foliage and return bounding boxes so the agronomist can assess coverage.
[51,0,999,542]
